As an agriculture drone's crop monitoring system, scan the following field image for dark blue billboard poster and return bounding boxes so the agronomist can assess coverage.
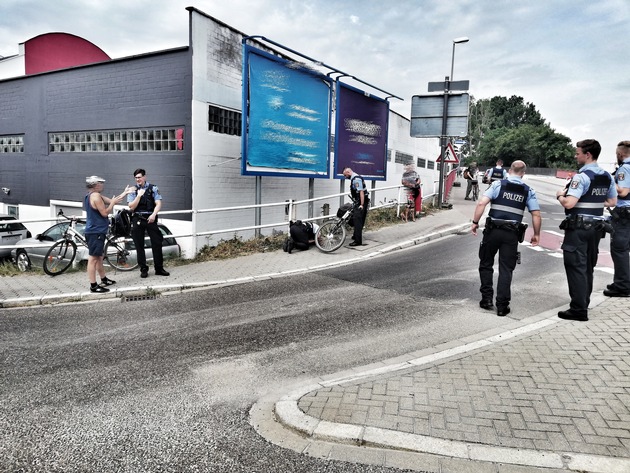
[334,82,389,181]
[241,46,332,178]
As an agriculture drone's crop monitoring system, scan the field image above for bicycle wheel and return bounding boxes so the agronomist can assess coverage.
[315,220,346,253]
[104,237,138,271]
[43,239,77,276]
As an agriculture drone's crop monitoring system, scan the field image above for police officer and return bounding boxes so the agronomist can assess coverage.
[342,167,369,247]
[556,139,617,321]
[127,168,170,278]
[605,140,630,297]
[483,159,508,185]
[471,160,541,317]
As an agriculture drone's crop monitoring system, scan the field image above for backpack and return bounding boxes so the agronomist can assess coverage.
[111,209,132,238]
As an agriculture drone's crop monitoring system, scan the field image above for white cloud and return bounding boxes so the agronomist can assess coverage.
[1,0,628,164]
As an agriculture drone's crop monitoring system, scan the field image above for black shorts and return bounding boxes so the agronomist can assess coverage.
[86,233,106,257]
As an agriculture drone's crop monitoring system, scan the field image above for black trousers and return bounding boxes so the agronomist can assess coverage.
[352,203,369,244]
[479,227,519,308]
[562,227,602,315]
[131,215,164,271]
[610,218,630,293]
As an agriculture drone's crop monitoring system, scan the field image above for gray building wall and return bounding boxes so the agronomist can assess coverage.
[0,48,193,217]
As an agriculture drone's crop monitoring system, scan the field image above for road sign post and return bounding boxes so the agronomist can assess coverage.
[410,79,469,207]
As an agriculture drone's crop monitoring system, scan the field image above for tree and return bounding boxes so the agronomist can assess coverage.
[464,95,574,169]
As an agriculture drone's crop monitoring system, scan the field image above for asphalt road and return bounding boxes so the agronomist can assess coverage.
[0,188,612,472]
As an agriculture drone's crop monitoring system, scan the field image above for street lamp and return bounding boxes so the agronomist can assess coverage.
[450,37,469,81]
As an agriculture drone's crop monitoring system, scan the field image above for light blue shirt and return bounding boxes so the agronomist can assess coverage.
[615,158,630,208]
[483,176,540,212]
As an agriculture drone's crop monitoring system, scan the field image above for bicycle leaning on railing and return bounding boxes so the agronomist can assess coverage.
[43,213,137,276]
[314,202,355,253]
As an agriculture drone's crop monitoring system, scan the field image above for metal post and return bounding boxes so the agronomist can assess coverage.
[308,178,314,219]
[438,76,451,208]
[255,175,262,238]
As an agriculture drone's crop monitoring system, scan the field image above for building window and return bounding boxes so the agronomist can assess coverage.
[427,160,435,170]
[0,135,24,153]
[48,128,184,153]
[417,158,426,168]
[395,151,413,165]
[209,105,241,136]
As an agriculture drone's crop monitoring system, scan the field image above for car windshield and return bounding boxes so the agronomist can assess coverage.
[0,217,27,232]
[41,221,86,241]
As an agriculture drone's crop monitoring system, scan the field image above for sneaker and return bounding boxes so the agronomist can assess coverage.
[100,277,116,286]
[140,269,148,279]
[90,284,110,293]
[155,269,170,276]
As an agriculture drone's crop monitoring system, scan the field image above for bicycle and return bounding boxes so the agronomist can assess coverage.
[315,203,355,253]
[471,179,479,201]
[43,213,137,276]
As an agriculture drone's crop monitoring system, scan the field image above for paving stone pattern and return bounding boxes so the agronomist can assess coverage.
[298,299,630,457]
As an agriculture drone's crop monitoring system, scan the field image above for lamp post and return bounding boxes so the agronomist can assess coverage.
[437,36,469,207]
[450,37,469,82]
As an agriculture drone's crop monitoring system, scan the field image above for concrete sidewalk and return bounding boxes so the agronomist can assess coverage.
[0,187,475,308]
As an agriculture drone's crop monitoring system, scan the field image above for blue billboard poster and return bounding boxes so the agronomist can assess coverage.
[334,82,389,181]
[242,46,332,178]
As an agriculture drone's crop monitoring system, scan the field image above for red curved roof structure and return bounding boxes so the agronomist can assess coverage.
[24,32,110,75]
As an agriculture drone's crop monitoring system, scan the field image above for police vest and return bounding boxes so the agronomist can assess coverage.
[350,175,369,203]
[488,180,529,223]
[490,167,504,181]
[135,183,156,213]
[565,170,611,217]
[616,164,630,202]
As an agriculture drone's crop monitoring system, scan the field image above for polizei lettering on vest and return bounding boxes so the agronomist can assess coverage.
[502,192,525,202]
[591,188,607,196]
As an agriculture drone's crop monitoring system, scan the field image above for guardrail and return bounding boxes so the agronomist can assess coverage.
[1,183,440,255]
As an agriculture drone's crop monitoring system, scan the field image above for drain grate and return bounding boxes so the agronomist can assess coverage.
[123,294,160,302]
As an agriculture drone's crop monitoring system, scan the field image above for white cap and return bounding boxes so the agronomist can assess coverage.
[86,175,106,184]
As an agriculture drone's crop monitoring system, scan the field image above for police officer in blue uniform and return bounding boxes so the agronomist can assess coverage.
[556,139,617,321]
[483,159,508,185]
[471,160,541,317]
[127,168,170,278]
[605,140,630,297]
[343,167,370,247]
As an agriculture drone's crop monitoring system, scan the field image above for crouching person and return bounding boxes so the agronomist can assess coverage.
[283,220,318,254]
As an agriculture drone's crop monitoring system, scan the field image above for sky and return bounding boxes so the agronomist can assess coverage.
[1,0,629,168]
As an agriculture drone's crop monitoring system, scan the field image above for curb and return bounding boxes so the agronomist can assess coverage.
[0,223,470,308]
[251,301,630,473]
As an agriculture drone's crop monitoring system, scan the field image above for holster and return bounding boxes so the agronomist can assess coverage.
[484,217,525,241]
[610,207,630,222]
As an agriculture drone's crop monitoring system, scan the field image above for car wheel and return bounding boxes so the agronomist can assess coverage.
[16,250,31,272]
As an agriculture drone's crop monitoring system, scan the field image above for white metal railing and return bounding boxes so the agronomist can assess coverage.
[1,182,440,254]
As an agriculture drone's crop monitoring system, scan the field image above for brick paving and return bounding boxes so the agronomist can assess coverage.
[298,299,630,458]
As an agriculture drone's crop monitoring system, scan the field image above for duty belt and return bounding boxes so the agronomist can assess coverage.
[484,217,528,243]
[559,215,613,234]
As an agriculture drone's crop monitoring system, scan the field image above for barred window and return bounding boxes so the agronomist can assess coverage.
[0,135,24,153]
[427,160,435,170]
[48,128,184,153]
[395,151,413,165]
[209,105,241,136]
[417,158,426,168]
